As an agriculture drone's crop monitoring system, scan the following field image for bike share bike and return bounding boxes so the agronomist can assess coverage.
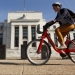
[26,23,75,65]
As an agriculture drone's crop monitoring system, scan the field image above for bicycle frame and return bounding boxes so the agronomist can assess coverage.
[37,30,75,55]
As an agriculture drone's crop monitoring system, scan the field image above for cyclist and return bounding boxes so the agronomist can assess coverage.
[43,2,75,49]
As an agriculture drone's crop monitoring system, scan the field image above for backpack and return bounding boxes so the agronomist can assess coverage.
[67,8,75,19]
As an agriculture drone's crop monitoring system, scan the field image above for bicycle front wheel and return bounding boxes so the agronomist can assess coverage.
[26,39,51,65]
[67,39,75,63]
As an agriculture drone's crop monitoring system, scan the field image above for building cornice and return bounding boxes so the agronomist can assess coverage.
[10,19,40,22]
[8,11,42,13]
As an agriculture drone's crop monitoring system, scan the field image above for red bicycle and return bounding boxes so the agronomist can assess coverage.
[26,25,75,65]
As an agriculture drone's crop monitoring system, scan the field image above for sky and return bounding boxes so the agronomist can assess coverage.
[0,0,75,22]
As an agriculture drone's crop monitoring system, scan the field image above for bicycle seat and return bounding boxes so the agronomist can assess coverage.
[36,24,43,34]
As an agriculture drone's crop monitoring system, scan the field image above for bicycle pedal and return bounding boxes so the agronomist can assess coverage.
[60,53,66,57]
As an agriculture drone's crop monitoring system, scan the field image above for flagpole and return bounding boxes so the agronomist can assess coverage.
[24,0,26,11]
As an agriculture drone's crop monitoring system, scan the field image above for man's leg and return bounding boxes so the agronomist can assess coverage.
[57,32,69,44]
[55,24,74,49]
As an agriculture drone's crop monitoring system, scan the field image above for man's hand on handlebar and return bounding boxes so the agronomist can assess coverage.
[43,20,57,31]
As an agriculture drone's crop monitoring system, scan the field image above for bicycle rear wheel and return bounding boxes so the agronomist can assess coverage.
[26,39,51,65]
[67,39,75,63]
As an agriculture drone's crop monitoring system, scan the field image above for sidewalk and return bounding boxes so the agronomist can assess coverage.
[0,57,75,75]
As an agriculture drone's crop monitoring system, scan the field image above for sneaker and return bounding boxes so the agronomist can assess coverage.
[59,44,67,49]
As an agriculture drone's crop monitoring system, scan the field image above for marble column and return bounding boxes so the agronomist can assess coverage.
[28,25,31,43]
[19,25,23,50]
[70,32,74,40]
[11,25,15,49]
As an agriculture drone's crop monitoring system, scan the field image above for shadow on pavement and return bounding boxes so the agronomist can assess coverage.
[0,62,23,65]
[44,63,75,65]
[0,62,74,66]
[25,62,75,66]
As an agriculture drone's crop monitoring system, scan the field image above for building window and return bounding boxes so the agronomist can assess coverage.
[73,29,75,31]
[67,33,70,39]
[53,25,56,29]
[54,33,58,47]
[31,27,36,47]
[0,34,3,44]
[48,33,51,46]
[23,27,28,39]
[15,27,19,47]
[0,26,3,29]
[73,33,75,39]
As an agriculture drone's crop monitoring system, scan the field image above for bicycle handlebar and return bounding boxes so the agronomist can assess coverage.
[37,21,57,34]
[43,21,57,31]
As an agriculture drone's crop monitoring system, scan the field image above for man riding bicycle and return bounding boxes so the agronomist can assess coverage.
[43,2,75,49]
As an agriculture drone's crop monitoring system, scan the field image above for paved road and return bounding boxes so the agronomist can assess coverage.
[0,57,75,75]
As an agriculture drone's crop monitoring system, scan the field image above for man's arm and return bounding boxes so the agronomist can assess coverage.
[43,20,57,31]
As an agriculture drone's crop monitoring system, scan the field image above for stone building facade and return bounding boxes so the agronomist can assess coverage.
[0,11,75,59]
